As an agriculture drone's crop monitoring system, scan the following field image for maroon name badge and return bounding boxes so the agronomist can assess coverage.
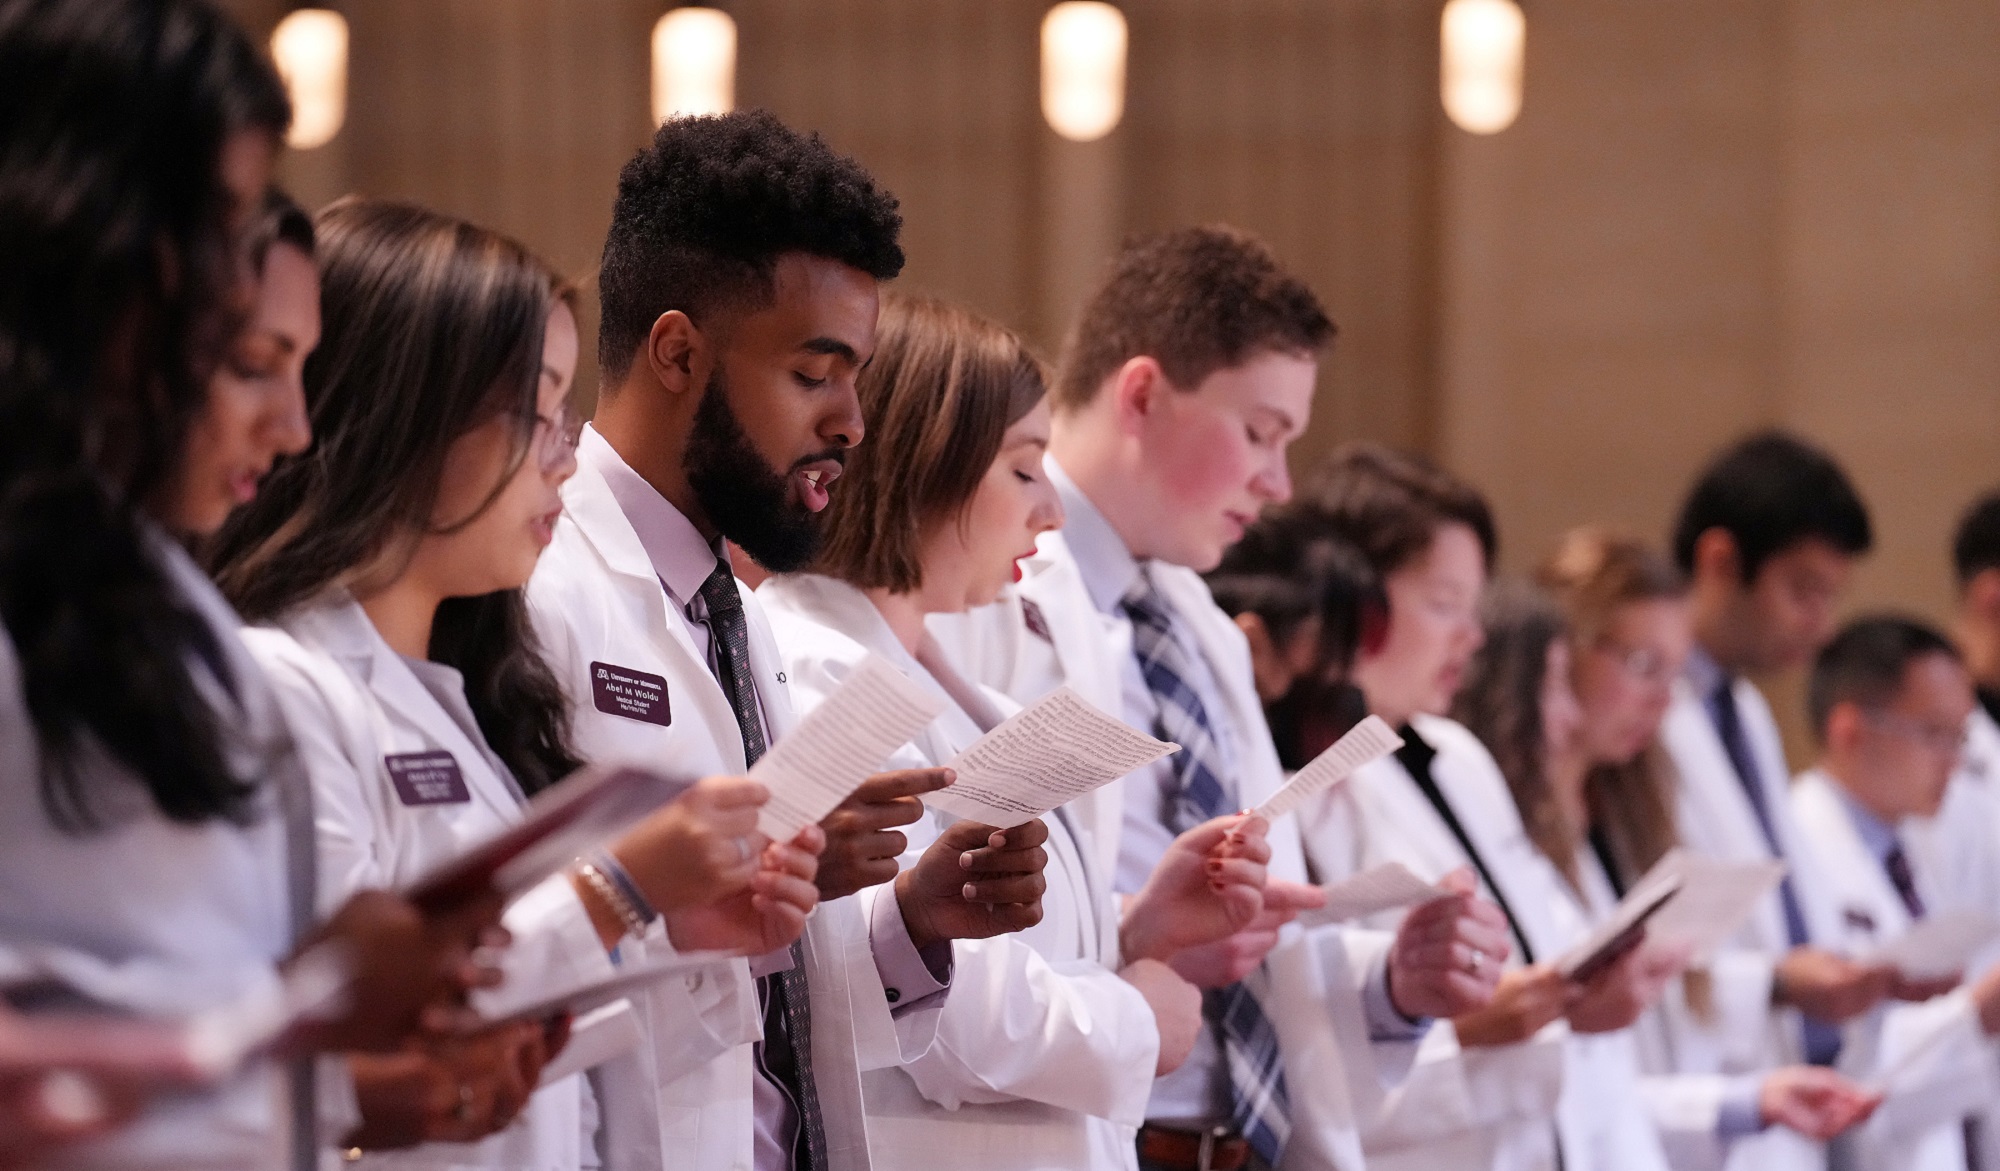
[386,750,470,806]
[591,661,671,726]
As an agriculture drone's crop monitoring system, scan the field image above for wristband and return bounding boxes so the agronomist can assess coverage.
[590,848,661,925]
[576,861,651,940]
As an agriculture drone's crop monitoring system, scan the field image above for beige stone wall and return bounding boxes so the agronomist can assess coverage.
[218,0,2000,756]
[1438,0,2000,757]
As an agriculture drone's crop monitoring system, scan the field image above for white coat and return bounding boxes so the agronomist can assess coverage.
[759,572,1158,1171]
[1904,703,2000,1171]
[932,526,1398,1171]
[525,452,943,1171]
[244,596,628,1170]
[1649,677,1837,1171]
[0,530,300,1169]
[1297,715,1668,1171]
[1788,770,2000,1171]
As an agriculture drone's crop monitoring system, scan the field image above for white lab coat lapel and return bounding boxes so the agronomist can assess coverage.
[1659,680,1792,952]
[1789,771,1995,1171]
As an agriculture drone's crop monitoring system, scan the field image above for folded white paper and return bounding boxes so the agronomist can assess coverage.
[927,686,1177,829]
[1557,873,1682,981]
[1867,908,2000,981]
[1632,849,1787,961]
[753,654,948,841]
[1252,715,1403,821]
[1298,862,1448,927]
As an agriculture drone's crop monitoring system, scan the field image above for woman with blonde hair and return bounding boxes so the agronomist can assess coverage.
[1531,528,1879,1168]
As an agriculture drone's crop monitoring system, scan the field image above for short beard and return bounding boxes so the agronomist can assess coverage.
[684,367,827,573]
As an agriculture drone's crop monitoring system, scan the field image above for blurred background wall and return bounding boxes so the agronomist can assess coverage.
[217,0,2000,757]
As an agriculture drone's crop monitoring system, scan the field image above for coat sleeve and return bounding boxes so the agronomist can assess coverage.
[896,931,1159,1123]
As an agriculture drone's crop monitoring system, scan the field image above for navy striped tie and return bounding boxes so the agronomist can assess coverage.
[1123,572,1290,1165]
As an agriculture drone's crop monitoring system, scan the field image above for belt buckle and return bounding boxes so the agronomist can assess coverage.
[1197,1125,1230,1171]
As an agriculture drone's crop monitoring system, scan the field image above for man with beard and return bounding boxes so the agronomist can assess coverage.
[527,111,1052,1171]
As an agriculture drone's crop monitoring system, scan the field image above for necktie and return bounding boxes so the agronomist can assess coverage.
[696,562,825,1171]
[1709,680,1842,1065]
[1396,731,1535,964]
[1123,573,1290,1165]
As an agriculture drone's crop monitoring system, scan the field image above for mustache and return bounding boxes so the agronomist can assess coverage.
[788,449,847,473]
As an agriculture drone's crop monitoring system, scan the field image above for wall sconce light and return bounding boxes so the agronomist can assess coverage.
[652,7,736,123]
[270,8,347,150]
[1441,0,1524,135]
[1041,2,1126,142]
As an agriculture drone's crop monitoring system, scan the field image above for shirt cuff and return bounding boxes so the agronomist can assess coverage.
[1716,1075,1767,1138]
[1363,946,1432,1042]
[868,886,951,1010]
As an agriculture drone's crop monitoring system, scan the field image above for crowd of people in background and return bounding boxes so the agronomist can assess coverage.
[5,2,2000,1170]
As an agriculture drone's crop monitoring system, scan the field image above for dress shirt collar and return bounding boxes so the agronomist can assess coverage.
[1045,454,1143,617]
[1683,640,1729,703]
[577,423,726,604]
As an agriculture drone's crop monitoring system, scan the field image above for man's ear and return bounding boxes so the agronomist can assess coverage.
[1968,568,2000,624]
[1108,355,1167,435]
[1692,527,1743,589]
[644,310,707,398]
[1824,701,1865,758]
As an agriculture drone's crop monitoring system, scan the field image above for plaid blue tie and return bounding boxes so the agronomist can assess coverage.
[1123,572,1290,1165]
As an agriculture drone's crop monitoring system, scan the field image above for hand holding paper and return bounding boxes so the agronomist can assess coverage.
[929,687,1176,829]
[1556,874,1681,982]
[752,655,948,841]
[1252,716,1404,821]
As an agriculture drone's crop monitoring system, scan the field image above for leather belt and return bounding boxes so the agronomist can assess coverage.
[1137,1124,1250,1171]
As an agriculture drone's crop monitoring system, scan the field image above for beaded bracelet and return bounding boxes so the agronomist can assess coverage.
[575,860,651,940]
[589,848,661,927]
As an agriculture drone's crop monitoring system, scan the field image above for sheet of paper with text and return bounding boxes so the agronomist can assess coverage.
[752,654,948,840]
[1251,715,1404,821]
[929,686,1177,829]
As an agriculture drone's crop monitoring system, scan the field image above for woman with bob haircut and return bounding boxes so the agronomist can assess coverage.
[759,293,1276,1171]
[209,198,824,1168]
[0,4,497,1167]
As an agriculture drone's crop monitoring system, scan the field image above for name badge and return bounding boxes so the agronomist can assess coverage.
[386,750,469,806]
[592,661,671,726]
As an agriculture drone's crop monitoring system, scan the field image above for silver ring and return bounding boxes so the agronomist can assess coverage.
[454,1082,474,1122]
[1467,947,1485,976]
[736,836,753,864]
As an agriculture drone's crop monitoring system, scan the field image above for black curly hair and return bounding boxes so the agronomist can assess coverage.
[596,109,905,384]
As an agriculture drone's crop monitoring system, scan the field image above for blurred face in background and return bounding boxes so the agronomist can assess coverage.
[1355,522,1487,725]
[1573,596,1692,766]
[1830,652,1974,821]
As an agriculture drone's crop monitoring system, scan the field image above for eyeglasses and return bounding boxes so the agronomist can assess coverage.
[525,401,584,471]
[1862,709,1967,756]
[1590,638,1677,687]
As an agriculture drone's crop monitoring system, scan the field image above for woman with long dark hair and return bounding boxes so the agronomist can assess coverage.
[0,2,495,1166]
[209,198,823,1166]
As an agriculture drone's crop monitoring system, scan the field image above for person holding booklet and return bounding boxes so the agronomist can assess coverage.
[761,292,1304,1169]
[1292,446,1670,1171]
[207,198,824,1164]
[0,5,511,1166]
[1788,618,2000,1171]
[526,111,1052,1170]
[1528,528,1882,1167]
[933,226,1510,1171]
